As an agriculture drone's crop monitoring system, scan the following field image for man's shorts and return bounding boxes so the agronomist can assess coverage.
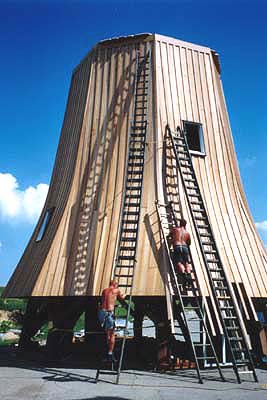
[174,245,189,265]
[98,309,115,331]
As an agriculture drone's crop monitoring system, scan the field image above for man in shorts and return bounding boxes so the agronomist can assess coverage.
[171,218,192,287]
[98,280,126,361]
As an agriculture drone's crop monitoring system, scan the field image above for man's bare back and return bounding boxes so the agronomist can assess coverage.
[101,286,125,312]
[172,226,191,247]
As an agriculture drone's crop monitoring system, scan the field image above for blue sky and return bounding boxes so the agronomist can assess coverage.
[0,0,267,286]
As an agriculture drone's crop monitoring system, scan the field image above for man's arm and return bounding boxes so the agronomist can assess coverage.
[187,233,191,246]
[117,290,127,302]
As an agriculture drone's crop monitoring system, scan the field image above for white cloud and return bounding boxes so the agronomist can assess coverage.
[0,173,49,224]
[255,220,267,231]
[0,241,2,250]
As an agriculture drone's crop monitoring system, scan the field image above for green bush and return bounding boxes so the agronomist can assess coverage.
[0,320,13,333]
[0,287,27,312]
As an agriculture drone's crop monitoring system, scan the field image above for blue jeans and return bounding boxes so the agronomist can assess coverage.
[98,309,115,330]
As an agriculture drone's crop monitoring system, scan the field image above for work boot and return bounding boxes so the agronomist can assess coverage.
[185,273,193,289]
[107,353,117,363]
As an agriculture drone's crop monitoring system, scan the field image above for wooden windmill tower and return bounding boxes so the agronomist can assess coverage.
[3,33,267,382]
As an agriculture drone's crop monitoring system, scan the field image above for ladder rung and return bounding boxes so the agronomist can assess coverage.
[120,246,135,251]
[115,264,134,268]
[123,211,139,215]
[194,216,206,221]
[237,370,254,374]
[193,207,205,213]
[131,127,146,131]
[233,348,248,353]
[187,317,202,321]
[215,286,228,291]
[179,156,190,161]
[127,173,143,179]
[184,178,196,183]
[126,186,141,191]
[126,178,143,183]
[118,284,132,288]
[197,224,209,229]
[122,228,137,233]
[115,274,134,278]
[129,155,144,159]
[120,237,136,242]
[122,220,138,225]
[128,162,144,167]
[118,255,135,260]
[134,94,148,98]
[125,194,141,199]
[209,268,223,272]
[129,146,145,152]
[199,233,212,238]
[235,359,249,364]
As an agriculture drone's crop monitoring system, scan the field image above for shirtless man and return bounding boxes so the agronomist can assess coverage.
[98,280,126,361]
[171,219,192,285]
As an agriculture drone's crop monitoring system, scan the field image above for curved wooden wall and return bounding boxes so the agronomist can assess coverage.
[3,57,92,297]
[4,34,267,307]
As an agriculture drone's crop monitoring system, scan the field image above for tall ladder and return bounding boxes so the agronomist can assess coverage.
[156,202,225,383]
[168,126,258,383]
[96,48,151,384]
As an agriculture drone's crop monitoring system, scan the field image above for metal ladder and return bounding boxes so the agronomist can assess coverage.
[156,202,225,383]
[168,126,258,383]
[95,47,151,384]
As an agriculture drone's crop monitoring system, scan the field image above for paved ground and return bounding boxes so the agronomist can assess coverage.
[1,346,267,400]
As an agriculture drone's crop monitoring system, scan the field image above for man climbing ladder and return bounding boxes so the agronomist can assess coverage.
[170,218,192,288]
[98,280,126,361]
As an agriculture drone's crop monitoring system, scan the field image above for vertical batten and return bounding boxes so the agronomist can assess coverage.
[3,34,266,310]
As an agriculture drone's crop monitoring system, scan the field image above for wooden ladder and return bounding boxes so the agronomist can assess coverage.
[156,201,225,383]
[95,47,151,384]
[167,125,258,383]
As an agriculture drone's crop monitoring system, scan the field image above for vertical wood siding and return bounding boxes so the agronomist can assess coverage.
[3,34,267,309]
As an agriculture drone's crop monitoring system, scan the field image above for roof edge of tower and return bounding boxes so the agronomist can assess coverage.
[97,32,154,47]
[154,33,215,53]
[73,33,154,74]
[73,33,221,74]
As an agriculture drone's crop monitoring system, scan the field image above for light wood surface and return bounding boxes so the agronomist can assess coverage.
[4,34,266,324]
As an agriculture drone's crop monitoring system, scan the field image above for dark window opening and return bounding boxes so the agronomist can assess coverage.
[183,121,205,155]
[36,207,55,242]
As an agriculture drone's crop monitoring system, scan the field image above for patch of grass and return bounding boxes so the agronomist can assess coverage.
[74,312,85,332]
[0,287,27,313]
[0,339,18,347]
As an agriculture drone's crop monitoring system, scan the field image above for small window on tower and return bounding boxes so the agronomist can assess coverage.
[183,121,205,155]
[36,207,55,242]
